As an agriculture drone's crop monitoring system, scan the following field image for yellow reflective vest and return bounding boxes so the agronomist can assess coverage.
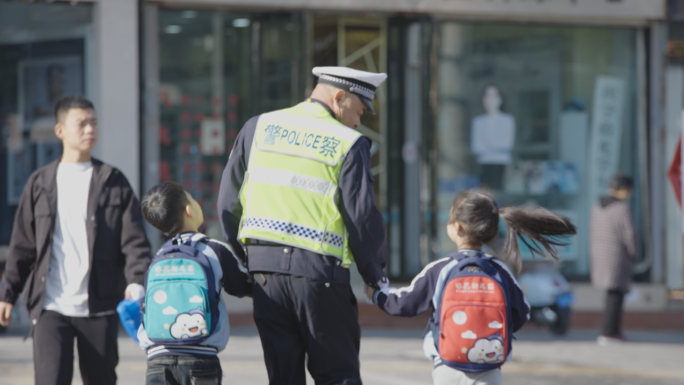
[238,101,363,267]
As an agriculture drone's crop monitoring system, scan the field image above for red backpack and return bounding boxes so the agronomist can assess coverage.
[429,252,512,372]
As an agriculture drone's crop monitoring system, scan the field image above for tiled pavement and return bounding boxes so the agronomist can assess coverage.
[1,326,684,384]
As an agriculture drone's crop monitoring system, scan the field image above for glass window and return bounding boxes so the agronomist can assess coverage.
[0,2,92,246]
[434,23,641,280]
[156,10,305,242]
[312,16,387,207]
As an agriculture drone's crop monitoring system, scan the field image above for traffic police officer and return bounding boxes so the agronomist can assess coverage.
[218,66,388,385]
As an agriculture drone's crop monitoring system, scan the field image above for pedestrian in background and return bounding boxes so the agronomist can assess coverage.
[590,174,637,345]
[0,96,151,385]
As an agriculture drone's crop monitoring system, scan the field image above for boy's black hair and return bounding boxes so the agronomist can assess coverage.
[141,182,189,237]
[609,174,633,191]
[54,95,95,123]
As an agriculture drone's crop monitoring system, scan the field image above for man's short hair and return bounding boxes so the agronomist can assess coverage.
[609,174,633,191]
[54,95,95,123]
[141,182,189,237]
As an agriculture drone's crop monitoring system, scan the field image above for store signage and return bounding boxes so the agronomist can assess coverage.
[201,118,225,156]
[426,0,664,20]
[161,0,665,22]
[588,75,626,205]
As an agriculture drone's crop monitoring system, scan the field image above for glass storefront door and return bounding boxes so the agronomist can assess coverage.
[434,23,642,279]
[152,9,306,244]
[0,1,92,247]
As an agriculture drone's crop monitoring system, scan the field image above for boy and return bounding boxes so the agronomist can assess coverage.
[139,182,251,385]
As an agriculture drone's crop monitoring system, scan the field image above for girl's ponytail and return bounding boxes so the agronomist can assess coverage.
[499,206,577,273]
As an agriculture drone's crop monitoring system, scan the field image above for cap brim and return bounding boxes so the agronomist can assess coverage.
[360,97,376,115]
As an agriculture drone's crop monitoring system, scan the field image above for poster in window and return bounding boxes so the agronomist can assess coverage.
[7,56,83,205]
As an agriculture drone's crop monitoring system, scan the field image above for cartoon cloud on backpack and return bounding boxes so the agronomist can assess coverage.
[466,333,505,364]
[170,307,209,339]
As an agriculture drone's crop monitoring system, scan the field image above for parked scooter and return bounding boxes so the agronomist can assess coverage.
[517,262,574,335]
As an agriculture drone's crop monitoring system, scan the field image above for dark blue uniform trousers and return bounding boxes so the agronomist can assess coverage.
[253,273,362,385]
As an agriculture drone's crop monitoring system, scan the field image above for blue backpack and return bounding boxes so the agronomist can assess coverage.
[142,235,220,345]
[429,252,513,372]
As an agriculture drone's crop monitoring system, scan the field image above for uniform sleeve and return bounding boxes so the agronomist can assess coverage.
[338,138,388,286]
[374,258,450,317]
[207,241,252,298]
[0,174,38,305]
[217,116,259,265]
[491,259,530,332]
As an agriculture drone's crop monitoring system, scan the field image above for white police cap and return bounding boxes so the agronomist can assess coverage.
[312,66,387,114]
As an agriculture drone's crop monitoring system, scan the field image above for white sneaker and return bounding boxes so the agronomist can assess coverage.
[597,335,625,346]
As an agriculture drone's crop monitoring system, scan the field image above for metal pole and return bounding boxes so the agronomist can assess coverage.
[404,22,422,276]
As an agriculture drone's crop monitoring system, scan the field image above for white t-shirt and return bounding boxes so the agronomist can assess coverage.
[470,112,516,165]
[43,161,93,316]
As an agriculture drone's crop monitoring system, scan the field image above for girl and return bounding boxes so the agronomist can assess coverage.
[368,189,576,385]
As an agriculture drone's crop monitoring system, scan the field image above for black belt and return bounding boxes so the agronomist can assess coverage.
[248,239,284,246]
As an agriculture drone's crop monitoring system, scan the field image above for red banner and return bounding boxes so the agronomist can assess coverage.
[668,135,682,207]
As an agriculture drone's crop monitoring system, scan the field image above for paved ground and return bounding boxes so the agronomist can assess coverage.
[1,326,683,384]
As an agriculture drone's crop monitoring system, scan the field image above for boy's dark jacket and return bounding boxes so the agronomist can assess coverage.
[0,158,151,326]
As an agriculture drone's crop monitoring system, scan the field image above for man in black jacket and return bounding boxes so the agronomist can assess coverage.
[0,96,151,385]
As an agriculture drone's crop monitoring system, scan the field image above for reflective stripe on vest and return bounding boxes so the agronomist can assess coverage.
[238,101,362,266]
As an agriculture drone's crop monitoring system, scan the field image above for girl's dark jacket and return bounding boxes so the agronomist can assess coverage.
[0,158,151,328]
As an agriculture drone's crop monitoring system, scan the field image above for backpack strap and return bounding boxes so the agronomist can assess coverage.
[454,251,505,283]
[179,234,220,300]
[171,233,207,247]
[456,256,498,277]
[181,233,208,249]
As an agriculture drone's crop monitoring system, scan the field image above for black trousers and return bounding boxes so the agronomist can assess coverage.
[602,290,625,337]
[33,310,119,385]
[480,165,505,190]
[146,356,223,385]
[252,273,361,385]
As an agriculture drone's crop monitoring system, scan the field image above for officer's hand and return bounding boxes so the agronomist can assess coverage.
[0,301,14,327]
[366,285,377,301]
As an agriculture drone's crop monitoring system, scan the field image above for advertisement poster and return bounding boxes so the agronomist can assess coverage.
[7,55,83,204]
